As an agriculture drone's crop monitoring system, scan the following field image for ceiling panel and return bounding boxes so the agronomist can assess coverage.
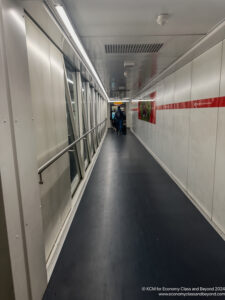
[80,34,202,97]
[63,0,225,98]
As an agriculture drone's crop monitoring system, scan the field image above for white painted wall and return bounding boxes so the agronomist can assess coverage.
[131,40,225,237]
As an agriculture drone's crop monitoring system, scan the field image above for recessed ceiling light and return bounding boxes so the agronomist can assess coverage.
[119,86,125,91]
[124,61,135,68]
[156,14,169,26]
[132,99,154,102]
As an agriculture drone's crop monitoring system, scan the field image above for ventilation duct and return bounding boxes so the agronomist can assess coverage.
[105,43,163,54]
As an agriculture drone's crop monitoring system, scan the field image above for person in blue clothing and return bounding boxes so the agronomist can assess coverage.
[115,106,124,135]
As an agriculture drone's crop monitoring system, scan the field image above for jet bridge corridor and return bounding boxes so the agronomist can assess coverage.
[2,0,225,299]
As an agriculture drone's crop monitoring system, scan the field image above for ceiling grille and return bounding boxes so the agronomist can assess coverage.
[105,43,163,54]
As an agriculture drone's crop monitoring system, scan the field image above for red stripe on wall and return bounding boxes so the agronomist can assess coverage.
[156,96,225,110]
[137,96,225,125]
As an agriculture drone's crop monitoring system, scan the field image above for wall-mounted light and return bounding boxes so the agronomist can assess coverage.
[55,5,110,101]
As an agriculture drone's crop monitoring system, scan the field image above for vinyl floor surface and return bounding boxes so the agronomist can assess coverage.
[43,130,225,300]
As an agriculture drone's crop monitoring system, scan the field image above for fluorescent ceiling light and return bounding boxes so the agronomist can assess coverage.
[124,61,135,68]
[109,100,129,103]
[55,5,109,101]
[132,99,153,102]
[67,78,74,84]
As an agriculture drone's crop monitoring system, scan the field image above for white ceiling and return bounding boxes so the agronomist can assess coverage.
[63,0,225,98]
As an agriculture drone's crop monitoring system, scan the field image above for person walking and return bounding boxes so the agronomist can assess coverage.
[115,106,124,135]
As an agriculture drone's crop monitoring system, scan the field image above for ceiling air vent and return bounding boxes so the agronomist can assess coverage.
[105,43,163,54]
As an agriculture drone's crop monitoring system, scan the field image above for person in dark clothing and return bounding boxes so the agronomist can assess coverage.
[111,110,116,131]
[115,106,124,135]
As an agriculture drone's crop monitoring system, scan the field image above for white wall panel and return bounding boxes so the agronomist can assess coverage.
[1,4,47,298]
[26,18,71,259]
[187,108,218,216]
[174,63,192,103]
[155,82,164,105]
[0,4,46,298]
[161,74,175,171]
[212,40,225,232]
[153,83,164,159]
[26,20,50,165]
[213,107,225,230]
[188,44,222,216]
[163,74,175,104]
[172,63,192,188]
[126,102,131,128]
[191,43,222,100]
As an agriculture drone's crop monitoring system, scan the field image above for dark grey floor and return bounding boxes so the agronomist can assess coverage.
[43,130,225,300]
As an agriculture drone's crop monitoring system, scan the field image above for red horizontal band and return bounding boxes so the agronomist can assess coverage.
[156,96,225,110]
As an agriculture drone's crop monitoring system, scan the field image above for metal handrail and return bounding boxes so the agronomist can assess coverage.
[38,118,107,184]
